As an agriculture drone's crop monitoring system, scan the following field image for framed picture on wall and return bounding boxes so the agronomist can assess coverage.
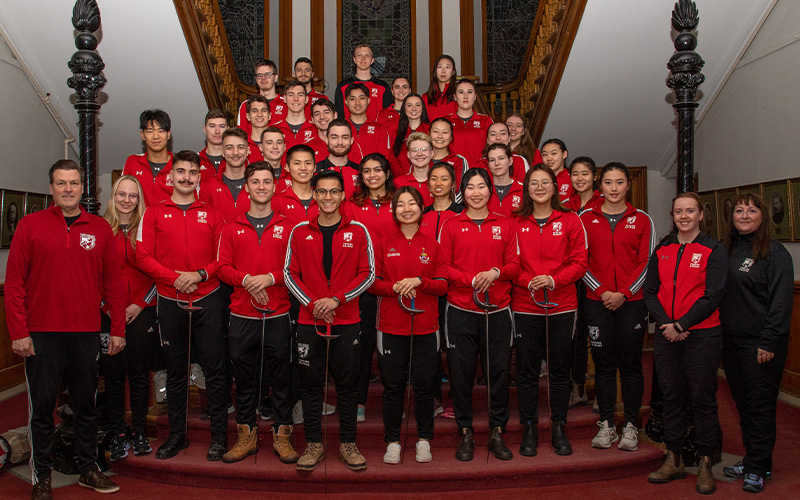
[790,178,800,241]
[716,188,737,237]
[699,191,718,240]
[737,184,762,198]
[1,189,26,248]
[112,169,122,187]
[25,193,47,215]
[762,180,791,241]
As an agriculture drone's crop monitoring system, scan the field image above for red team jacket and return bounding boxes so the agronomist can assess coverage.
[447,112,494,166]
[136,199,224,299]
[216,212,292,319]
[284,212,376,325]
[198,174,251,223]
[113,230,156,310]
[346,198,395,243]
[395,173,434,205]
[122,153,174,207]
[438,211,520,311]
[386,122,431,176]
[376,106,400,127]
[236,97,289,135]
[370,229,448,335]
[564,190,603,212]
[335,77,392,122]
[512,210,587,315]
[423,89,457,121]
[199,148,226,182]
[556,169,575,202]
[5,205,125,340]
[348,119,392,161]
[272,189,320,227]
[487,181,524,218]
[420,203,462,241]
[275,119,320,154]
[580,202,656,302]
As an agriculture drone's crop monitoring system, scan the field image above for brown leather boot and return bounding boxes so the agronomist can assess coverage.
[272,425,299,463]
[696,455,716,495]
[222,424,258,463]
[339,442,367,471]
[297,442,325,471]
[647,450,686,483]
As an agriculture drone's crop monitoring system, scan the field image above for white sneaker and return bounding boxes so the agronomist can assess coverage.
[322,402,336,416]
[153,370,167,403]
[618,422,639,451]
[190,363,206,389]
[415,440,432,463]
[383,442,401,464]
[357,405,366,423]
[292,400,304,425]
[591,420,619,449]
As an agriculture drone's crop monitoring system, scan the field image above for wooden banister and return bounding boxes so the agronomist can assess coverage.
[476,0,588,145]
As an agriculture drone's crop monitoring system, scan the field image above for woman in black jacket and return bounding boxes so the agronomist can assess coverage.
[720,193,794,493]
[643,192,727,495]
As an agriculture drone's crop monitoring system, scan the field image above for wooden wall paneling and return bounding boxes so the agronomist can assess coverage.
[459,0,475,77]
[429,0,443,80]
[0,285,25,391]
[310,0,324,86]
[173,0,223,111]
[411,0,417,93]
[337,0,342,82]
[279,1,292,83]
[481,0,488,83]
[782,283,800,396]
[598,166,648,212]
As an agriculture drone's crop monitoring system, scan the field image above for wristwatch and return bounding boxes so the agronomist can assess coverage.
[197,269,208,282]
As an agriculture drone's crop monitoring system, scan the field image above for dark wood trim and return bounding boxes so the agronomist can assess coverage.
[279,1,293,82]
[0,283,25,391]
[263,0,270,58]
[172,0,221,110]
[529,0,588,144]
[481,0,488,83]
[459,0,475,77]
[429,1,443,80]
[784,282,800,396]
[310,1,324,85]
[337,0,343,82]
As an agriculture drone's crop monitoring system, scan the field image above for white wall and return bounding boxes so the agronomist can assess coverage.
[695,0,799,278]
[0,34,79,280]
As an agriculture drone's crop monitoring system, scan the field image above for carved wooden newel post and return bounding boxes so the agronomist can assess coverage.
[667,0,704,194]
[68,0,106,214]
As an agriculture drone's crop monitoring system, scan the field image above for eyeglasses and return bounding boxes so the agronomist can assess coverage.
[529,180,553,188]
[314,188,343,197]
[409,147,431,154]
[255,72,275,79]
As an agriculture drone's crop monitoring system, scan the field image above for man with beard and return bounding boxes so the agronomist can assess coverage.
[315,119,360,199]
[293,57,328,120]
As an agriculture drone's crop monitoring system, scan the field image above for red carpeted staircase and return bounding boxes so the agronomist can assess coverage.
[112,381,663,493]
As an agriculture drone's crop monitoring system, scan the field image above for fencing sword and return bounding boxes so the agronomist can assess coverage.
[473,290,498,463]
[251,295,274,463]
[531,288,559,454]
[315,319,339,486]
[398,295,425,464]
[177,292,203,455]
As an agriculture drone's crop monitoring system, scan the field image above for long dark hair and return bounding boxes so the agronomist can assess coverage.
[723,193,772,260]
[428,161,457,203]
[392,94,429,157]
[426,55,457,104]
[352,153,396,207]
[514,164,569,218]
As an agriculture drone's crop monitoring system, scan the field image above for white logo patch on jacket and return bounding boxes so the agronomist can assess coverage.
[79,233,96,250]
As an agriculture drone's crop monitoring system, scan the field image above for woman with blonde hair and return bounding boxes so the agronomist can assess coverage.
[505,113,541,166]
[102,175,158,461]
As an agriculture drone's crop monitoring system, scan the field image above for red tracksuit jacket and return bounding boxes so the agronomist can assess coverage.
[580,202,656,302]
[5,205,125,340]
[284,212,375,325]
[113,230,156,310]
[272,188,320,227]
[198,174,251,223]
[199,148,226,183]
[420,203,462,241]
[347,118,391,159]
[122,153,174,207]
[386,122,431,176]
[438,211,520,311]
[436,151,469,189]
[275,119,320,154]
[487,181,524,218]
[345,197,394,243]
[216,212,292,319]
[395,173,434,205]
[423,88,457,121]
[644,232,727,331]
[376,106,400,127]
[564,190,603,212]
[237,97,289,135]
[369,229,448,335]
[475,154,530,185]
[556,169,575,202]
[447,112,493,166]
[136,198,224,300]
[512,210,587,315]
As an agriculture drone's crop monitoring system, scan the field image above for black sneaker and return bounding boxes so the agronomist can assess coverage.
[156,433,189,460]
[78,469,119,494]
[743,473,764,492]
[31,476,52,500]
[108,433,130,462]
[260,398,273,421]
[130,432,152,455]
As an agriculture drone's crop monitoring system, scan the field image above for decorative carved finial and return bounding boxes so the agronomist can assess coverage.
[666,0,704,194]
[67,0,106,214]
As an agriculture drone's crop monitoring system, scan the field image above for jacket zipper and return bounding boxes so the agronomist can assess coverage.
[671,243,686,319]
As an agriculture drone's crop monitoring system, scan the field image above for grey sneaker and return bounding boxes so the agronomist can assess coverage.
[293,400,304,425]
[153,370,167,403]
[618,422,639,451]
[591,420,619,449]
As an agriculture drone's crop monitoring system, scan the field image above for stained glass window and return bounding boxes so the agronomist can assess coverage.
[218,0,264,85]
[341,0,411,84]
[487,0,540,84]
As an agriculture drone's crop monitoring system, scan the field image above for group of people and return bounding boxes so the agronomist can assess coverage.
[4,45,793,500]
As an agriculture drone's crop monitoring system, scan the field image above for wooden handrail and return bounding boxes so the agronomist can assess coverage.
[476,0,587,145]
